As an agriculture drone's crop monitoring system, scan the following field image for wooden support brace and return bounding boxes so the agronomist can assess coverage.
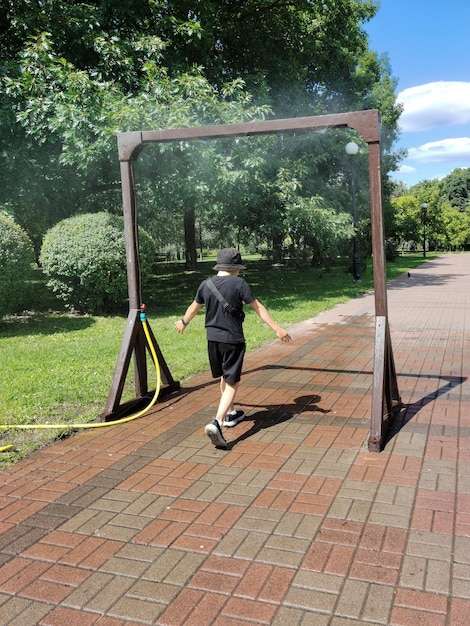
[99,309,179,422]
[368,316,402,451]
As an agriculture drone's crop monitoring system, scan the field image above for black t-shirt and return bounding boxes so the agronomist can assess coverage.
[195,275,255,343]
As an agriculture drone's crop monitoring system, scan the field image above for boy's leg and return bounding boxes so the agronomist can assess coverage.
[205,379,241,448]
[219,377,246,427]
[215,379,239,423]
[205,342,245,447]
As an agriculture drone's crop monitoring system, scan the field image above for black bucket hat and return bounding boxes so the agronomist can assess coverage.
[213,247,246,271]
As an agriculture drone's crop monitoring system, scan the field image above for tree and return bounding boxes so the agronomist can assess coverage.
[437,204,470,250]
[1,0,402,268]
[2,29,268,263]
[390,195,421,250]
[440,168,470,212]
[391,176,470,254]
[410,179,445,252]
[0,211,35,317]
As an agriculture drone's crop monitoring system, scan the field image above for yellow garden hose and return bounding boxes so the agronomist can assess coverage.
[0,310,161,442]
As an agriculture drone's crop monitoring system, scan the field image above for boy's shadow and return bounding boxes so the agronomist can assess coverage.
[226,394,328,449]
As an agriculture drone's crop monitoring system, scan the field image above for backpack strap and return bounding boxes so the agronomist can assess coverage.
[206,278,237,314]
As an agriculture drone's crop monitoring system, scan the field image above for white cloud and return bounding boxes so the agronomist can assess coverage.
[397,81,470,132]
[407,137,470,163]
[393,164,416,175]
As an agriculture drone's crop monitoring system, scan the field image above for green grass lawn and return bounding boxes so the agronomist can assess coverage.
[0,252,438,468]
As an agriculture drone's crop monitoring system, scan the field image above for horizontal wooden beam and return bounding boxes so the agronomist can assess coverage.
[117,110,380,161]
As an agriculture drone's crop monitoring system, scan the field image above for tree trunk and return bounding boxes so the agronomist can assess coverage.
[272,232,284,263]
[184,206,197,270]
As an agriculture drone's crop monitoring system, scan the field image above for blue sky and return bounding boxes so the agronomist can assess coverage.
[365,0,470,186]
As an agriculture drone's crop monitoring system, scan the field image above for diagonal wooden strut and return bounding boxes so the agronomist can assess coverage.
[99,309,179,422]
[368,316,402,451]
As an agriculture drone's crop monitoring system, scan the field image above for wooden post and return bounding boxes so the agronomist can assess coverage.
[100,146,179,421]
[367,141,401,450]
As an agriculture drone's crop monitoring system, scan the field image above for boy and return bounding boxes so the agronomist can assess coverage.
[175,247,291,448]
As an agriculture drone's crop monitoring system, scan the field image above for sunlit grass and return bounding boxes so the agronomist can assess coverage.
[0,252,439,468]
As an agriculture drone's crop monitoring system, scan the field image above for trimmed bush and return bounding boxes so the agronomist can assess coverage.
[0,213,36,318]
[385,238,399,262]
[40,212,155,313]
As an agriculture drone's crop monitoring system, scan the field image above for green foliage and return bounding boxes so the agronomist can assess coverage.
[390,172,470,253]
[385,238,399,261]
[276,171,354,266]
[391,195,421,247]
[0,212,35,317]
[1,0,401,263]
[436,204,470,250]
[440,168,470,212]
[2,27,269,257]
[39,212,155,313]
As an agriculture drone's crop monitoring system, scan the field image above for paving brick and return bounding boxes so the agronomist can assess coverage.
[427,558,452,595]
[211,528,250,558]
[20,578,73,604]
[335,578,368,618]
[222,596,278,624]
[389,606,447,626]
[80,575,136,614]
[38,606,98,626]
[155,588,204,625]
[1,596,52,625]
[144,549,205,586]
[40,563,92,588]
[324,544,355,576]
[1,253,469,625]
[362,583,395,624]
[108,594,166,623]
[0,499,48,525]
[454,536,470,565]
[21,540,74,563]
[132,519,186,547]
[184,592,229,626]
[128,578,181,605]
[0,558,51,593]
[271,606,329,626]
[190,568,239,594]
[171,533,219,554]
[284,584,337,614]
[227,530,269,561]
[452,562,470,599]
[0,525,48,555]
[406,530,453,561]
[449,597,470,626]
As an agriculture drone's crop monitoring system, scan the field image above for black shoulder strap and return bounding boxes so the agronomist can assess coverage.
[206,278,236,314]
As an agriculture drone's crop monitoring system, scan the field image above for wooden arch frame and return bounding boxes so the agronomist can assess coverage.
[102,109,401,451]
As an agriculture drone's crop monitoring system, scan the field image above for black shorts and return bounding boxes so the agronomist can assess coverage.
[208,341,246,384]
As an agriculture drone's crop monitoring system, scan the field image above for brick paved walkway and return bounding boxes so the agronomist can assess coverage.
[1,252,469,625]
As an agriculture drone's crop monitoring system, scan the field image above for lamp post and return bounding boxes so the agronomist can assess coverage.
[345,141,360,282]
[421,202,428,258]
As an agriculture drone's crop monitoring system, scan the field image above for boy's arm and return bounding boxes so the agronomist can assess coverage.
[248,299,291,342]
[175,300,202,334]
